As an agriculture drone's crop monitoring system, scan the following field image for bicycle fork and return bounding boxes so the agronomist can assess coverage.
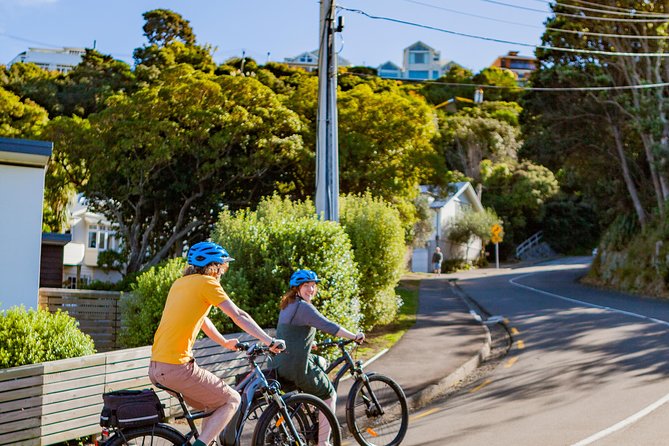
[271,392,306,446]
[359,374,385,417]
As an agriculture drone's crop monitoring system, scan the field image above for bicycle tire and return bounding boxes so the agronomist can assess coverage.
[252,393,342,446]
[237,398,269,445]
[105,423,187,446]
[346,373,408,446]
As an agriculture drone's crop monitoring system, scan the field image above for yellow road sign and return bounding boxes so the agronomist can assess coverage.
[491,234,502,244]
[491,224,502,236]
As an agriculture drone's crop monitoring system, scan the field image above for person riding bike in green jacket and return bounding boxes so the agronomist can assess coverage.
[273,269,364,446]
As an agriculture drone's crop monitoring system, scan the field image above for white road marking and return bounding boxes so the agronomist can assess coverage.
[508,271,669,445]
[570,392,669,446]
[509,274,669,328]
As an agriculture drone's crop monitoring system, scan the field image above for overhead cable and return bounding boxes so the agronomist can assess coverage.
[362,76,669,92]
[479,0,669,22]
[339,6,669,57]
[401,0,669,40]
[527,0,669,17]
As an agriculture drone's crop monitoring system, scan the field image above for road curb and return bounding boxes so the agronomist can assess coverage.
[406,288,493,411]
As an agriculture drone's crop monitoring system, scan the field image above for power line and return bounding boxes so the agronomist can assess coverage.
[479,0,669,22]
[0,32,63,50]
[350,74,669,92]
[527,0,669,17]
[548,1,669,18]
[339,6,669,57]
[401,0,669,40]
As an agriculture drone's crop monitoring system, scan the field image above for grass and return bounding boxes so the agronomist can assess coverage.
[354,278,420,361]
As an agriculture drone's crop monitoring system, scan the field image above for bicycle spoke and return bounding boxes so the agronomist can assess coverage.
[348,375,408,446]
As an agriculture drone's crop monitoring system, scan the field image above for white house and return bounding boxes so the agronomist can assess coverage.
[63,195,122,288]
[0,137,52,309]
[378,41,459,81]
[7,47,85,73]
[412,182,485,272]
[283,50,350,72]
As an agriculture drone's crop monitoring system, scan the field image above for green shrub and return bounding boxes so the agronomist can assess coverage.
[542,198,599,254]
[340,193,406,329]
[119,258,186,348]
[211,195,361,333]
[0,307,95,369]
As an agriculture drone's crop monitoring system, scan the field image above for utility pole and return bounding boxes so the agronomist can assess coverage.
[315,0,340,221]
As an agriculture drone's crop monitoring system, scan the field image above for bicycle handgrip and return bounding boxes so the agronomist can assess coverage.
[235,342,250,351]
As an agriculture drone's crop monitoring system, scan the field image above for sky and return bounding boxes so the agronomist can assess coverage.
[0,0,552,73]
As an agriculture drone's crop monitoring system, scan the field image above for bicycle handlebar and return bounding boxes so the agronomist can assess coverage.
[235,342,275,356]
[317,338,356,349]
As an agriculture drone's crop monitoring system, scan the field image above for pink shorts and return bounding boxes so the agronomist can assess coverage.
[149,360,238,411]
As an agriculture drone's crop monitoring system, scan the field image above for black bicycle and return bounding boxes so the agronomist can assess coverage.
[318,339,409,446]
[101,343,341,446]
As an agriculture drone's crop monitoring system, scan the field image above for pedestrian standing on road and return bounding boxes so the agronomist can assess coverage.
[148,241,285,446]
[432,246,443,274]
[273,269,365,446]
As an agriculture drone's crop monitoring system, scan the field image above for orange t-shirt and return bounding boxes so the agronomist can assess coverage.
[151,274,229,364]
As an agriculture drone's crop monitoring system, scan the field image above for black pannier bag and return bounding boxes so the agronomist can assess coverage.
[100,389,165,428]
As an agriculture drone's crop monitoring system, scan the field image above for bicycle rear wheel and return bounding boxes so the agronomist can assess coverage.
[346,373,408,446]
[252,393,341,446]
[105,423,187,445]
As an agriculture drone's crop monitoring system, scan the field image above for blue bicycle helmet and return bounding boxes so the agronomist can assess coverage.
[187,242,234,267]
[289,269,321,287]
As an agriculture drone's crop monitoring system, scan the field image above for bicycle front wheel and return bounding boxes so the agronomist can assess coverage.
[105,423,187,445]
[252,393,341,446]
[346,373,408,446]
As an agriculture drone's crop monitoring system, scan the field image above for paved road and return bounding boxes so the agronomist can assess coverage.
[402,258,669,446]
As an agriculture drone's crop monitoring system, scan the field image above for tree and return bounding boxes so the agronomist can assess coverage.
[446,208,501,261]
[437,110,521,181]
[0,86,48,137]
[58,49,136,117]
[1,62,61,116]
[50,65,305,274]
[337,83,442,201]
[524,0,669,227]
[133,9,215,73]
[472,66,521,102]
[480,159,560,245]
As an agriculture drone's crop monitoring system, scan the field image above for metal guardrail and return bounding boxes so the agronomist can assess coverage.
[515,230,543,259]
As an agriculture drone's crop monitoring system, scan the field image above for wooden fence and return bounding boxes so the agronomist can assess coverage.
[38,288,123,352]
[0,333,268,446]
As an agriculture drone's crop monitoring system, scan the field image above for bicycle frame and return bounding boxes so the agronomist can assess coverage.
[322,339,364,389]
[321,340,386,416]
[221,343,307,446]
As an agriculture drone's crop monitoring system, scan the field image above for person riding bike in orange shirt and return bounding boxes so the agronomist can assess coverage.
[148,241,285,446]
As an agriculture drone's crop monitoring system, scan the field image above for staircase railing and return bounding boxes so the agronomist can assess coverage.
[515,230,543,259]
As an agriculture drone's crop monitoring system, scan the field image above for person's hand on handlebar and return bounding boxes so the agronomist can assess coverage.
[354,332,365,344]
[268,338,286,353]
[222,338,240,351]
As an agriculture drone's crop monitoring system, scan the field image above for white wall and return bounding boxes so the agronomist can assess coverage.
[0,165,46,309]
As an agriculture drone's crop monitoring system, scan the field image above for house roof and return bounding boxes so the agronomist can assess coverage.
[421,182,484,212]
[405,41,434,52]
[378,61,401,70]
[0,137,52,168]
[42,232,72,246]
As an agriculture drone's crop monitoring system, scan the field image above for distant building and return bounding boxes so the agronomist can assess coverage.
[491,51,537,84]
[7,47,85,73]
[63,195,122,288]
[283,50,350,72]
[411,182,485,272]
[378,41,459,81]
[377,61,402,79]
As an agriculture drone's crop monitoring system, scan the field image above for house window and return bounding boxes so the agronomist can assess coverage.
[65,275,90,289]
[88,224,116,251]
[410,52,426,64]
